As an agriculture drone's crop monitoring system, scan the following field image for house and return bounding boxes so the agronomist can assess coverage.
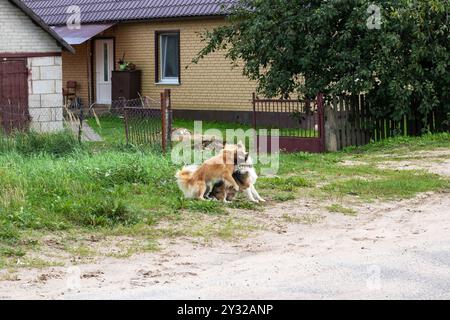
[22,0,257,123]
[0,0,74,132]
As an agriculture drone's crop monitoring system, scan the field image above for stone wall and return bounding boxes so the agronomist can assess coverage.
[28,56,64,132]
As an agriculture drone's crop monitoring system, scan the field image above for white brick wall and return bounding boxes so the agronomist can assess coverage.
[40,66,62,80]
[28,57,64,132]
[0,0,61,53]
[32,80,55,94]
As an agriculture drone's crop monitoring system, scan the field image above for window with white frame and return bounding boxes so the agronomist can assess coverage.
[157,32,180,84]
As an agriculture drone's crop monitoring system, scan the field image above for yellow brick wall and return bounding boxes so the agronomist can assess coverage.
[62,18,257,111]
[61,42,90,106]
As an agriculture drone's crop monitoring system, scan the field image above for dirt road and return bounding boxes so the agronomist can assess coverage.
[1,192,448,299]
[1,153,449,299]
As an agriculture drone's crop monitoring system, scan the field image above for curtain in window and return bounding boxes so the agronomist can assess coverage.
[161,34,179,79]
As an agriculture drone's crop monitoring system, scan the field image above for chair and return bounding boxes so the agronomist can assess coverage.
[63,81,77,106]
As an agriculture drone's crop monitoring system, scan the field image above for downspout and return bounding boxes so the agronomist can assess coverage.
[87,39,93,106]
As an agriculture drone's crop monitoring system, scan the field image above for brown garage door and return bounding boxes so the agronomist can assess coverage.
[0,59,30,133]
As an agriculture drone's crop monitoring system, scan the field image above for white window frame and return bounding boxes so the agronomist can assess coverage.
[158,32,180,85]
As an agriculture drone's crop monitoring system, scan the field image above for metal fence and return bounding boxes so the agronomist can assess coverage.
[123,107,163,146]
[252,93,325,153]
[252,93,323,138]
[123,89,172,152]
[109,96,161,116]
[1,90,173,150]
[0,104,68,135]
[0,103,31,134]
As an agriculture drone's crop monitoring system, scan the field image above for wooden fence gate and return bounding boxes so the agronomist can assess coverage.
[252,93,325,153]
[0,59,30,134]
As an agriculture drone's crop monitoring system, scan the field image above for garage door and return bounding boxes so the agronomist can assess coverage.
[0,59,30,133]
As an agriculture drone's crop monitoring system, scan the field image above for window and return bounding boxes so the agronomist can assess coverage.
[103,43,108,82]
[156,32,180,84]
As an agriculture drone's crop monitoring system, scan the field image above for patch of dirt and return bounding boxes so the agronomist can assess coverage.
[378,158,450,177]
[341,160,369,167]
[343,148,450,177]
[82,271,104,279]
[378,149,450,158]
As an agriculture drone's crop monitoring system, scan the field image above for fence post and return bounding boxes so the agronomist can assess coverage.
[165,89,172,149]
[325,101,338,152]
[252,93,258,153]
[317,93,325,152]
[123,108,129,145]
[160,92,167,153]
[77,99,83,143]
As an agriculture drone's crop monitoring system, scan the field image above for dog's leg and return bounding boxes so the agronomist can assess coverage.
[251,185,265,202]
[196,183,207,201]
[222,189,229,203]
[244,188,258,203]
[224,172,240,191]
[203,185,212,199]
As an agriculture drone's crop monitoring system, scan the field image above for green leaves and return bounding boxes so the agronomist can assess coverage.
[196,0,450,129]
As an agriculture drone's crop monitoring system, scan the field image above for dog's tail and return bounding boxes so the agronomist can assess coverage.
[175,165,199,198]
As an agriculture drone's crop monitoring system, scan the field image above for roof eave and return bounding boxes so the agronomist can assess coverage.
[49,13,228,27]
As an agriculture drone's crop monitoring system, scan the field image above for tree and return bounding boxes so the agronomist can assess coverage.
[195,0,449,130]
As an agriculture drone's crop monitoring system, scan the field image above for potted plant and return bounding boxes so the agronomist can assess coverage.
[118,53,129,71]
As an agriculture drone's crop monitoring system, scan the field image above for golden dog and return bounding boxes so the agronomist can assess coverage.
[175,144,241,201]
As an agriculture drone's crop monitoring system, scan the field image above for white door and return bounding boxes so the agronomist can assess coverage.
[95,39,114,104]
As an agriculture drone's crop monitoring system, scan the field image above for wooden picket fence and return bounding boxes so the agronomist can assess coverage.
[325,95,447,151]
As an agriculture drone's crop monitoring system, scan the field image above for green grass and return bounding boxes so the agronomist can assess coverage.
[86,116,255,146]
[86,116,126,145]
[343,132,450,154]
[0,143,185,264]
[0,130,80,156]
[174,118,253,134]
[1,118,449,266]
[322,171,449,200]
[281,213,324,224]
[86,116,318,147]
[326,204,357,216]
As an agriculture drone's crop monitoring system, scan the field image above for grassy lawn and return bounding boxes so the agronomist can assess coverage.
[86,116,317,145]
[86,116,253,145]
[0,116,449,268]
